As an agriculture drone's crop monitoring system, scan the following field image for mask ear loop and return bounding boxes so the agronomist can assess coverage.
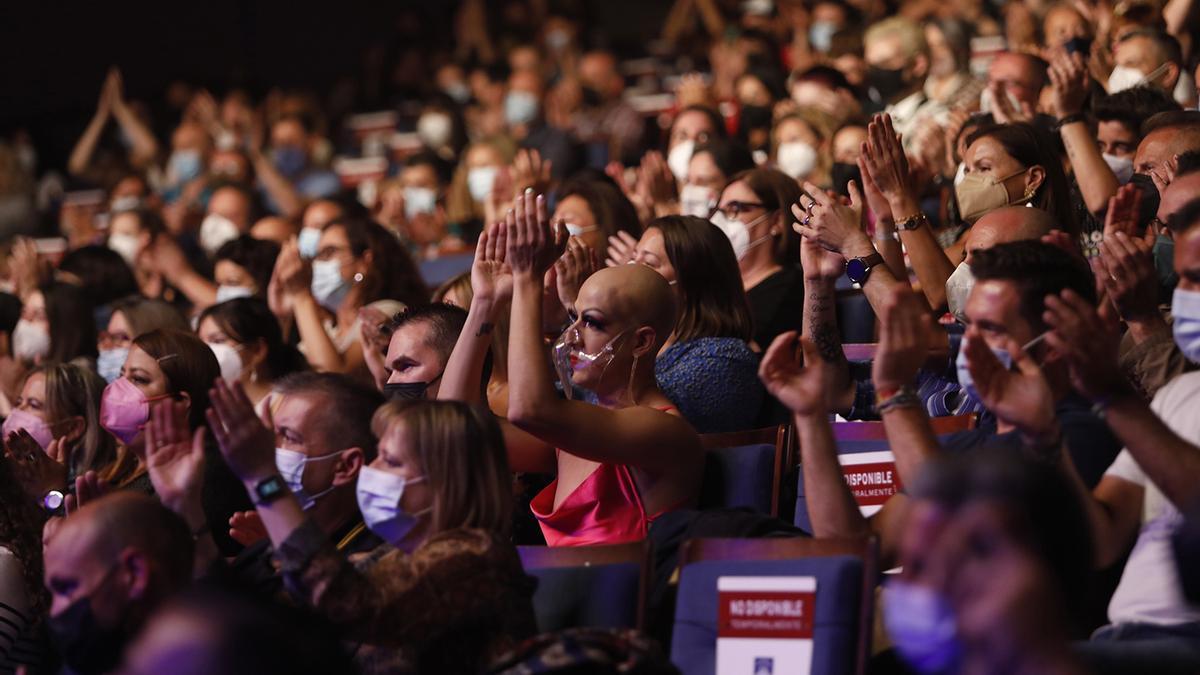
[627,352,640,406]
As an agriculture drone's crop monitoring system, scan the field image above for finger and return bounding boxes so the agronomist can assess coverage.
[846,180,864,211]
[64,494,77,516]
[207,409,230,451]
[506,206,520,253]
[759,331,801,379]
[191,427,207,458]
[493,222,508,264]
[618,230,639,248]
[801,182,827,207]
[477,226,492,264]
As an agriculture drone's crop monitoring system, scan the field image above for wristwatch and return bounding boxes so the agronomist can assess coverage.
[894,212,929,231]
[252,475,288,505]
[42,490,65,516]
[845,252,885,285]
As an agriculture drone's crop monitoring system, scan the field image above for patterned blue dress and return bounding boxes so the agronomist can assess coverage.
[655,337,764,434]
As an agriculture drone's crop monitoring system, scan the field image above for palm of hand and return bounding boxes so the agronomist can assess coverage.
[978,364,1054,433]
[763,362,827,416]
[147,441,202,503]
[801,239,845,279]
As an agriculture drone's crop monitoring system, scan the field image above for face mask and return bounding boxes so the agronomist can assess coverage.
[311,259,352,312]
[710,211,773,260]
[667,140,695,184]
[1103,153,1135,184]
[297,227,322,259]
[1108,64,1164,93]
[356,466,429,545]
[110,196,143,213]
[169,149,203,184]
[272,145,308,178]
[955,333,1047,399]
[954,169,1028,223]
[275,447,341,509]
[383,373,443,401]
[97,347,129,384]
[207,342,244,383]
[48,571,128,675]
[416,113,453,148]
[107,232,140,266]
[866,65,908,104]
[467,166,498,202]
[2,408,54,450]
[443,82,471,104]
[1129,173,1161,228]
[101,377,170,446]
[831,161,862,197]
[809,21,837,52]
[551,326,629,398]
[215,285,254,304]
[546,28,571,50]
[945,262,975,324]
[403,187,438,220]
[978,86,1023,115]
[679,183,716,218]
[882,580,963,674]
[1154,234,1179,291]
[12,319,50,362]
[776,142,819,180]
[504,91,540,127]
[953,162,967,187]
[1172,287,1200,361]
[200,213,240,256]
[565,223,598,237]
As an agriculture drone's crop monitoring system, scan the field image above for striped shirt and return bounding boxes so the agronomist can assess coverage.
[0,547,43,674]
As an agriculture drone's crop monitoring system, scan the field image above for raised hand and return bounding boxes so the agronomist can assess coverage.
[799,233,847,281]
[758,332,831,416]
[860,114,913,206]
[229,510,269,547]
[1096,229,1159,322]
[4,431,68,500]
[267,239,302,320]
[555,237,598,310]
[63,471,110,516]
[510,149,552,195]
[857,154,894,224]
[988,82,1035,124]
[1042,289,1128,401]
[506,190,566,279]
[792,179,868,254]
[1103,184,1143,240]
[1047,52,1090,119]
[962,331,1057,441]
[1150,154,1178,198]
[637,151,678,210]
[471,220,513,304]
[872,287,932,393]
[207,379,277,485]
[144,399,207,517]
[605,230,639,268]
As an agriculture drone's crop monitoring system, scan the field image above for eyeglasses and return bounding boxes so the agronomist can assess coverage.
[712,201,767,219]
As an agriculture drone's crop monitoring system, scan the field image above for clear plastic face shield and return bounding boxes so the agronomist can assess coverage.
[551,321,631,400]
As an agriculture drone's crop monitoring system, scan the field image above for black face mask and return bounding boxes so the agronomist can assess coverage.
[581,85,603,107]
[49,592,128,675]
[383,373,443,401]
[1129,172,1161,230]
[866,65,909,104]
[831,162,863,197]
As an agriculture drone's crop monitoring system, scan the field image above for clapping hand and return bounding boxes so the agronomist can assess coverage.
[1043,289,1129,400]
[506,190,567,279]
[872,287,933,393]
[605,230,639,268]
[144,399,207,518]
[555,237,598,310]
[860,114,914,207]
[229,510,269,547]
[792,180,869,255]
[4,431,67,500]
[471,220,514,304]
[962,330,1058,442]
[1095,229,1158,323]
[1047,52,1090,119]
[207,379,277,486]
[758,332,831,417]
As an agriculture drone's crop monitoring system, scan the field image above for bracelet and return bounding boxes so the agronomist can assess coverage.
[894,212,928,231]
[876,386,920,414]
[1056,112,1088,130]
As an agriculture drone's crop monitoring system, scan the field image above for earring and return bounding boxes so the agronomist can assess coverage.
[353,272,364,283]
[1023,186,1036,201]
[250,367,259,384]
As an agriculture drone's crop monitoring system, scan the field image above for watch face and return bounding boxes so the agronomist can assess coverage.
[846,257,868,283]
[44,491,64,511]
[256,476,285,501]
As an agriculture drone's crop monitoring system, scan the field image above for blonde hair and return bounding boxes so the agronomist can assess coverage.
[864,17,928,60]
[370,400,512,536]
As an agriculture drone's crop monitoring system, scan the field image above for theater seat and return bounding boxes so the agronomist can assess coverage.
[698,426,791,517]
[669,537,877,675]
[518,542,650,632]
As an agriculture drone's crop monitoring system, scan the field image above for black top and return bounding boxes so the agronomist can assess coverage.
[746,264,805,350]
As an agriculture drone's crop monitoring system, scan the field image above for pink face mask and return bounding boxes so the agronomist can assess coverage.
[100,378,171,446]
[2,408,54,451]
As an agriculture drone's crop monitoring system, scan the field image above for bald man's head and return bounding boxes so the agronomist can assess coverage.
[577,265,678,352]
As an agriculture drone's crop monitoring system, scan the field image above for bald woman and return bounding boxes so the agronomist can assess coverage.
[438,190,703,546]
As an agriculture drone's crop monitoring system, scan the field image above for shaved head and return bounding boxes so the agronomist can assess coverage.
[576,265,678,350]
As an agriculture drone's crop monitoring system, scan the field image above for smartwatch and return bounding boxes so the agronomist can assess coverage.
[42,490,65,516]
[252,475,288,505]
[845,252,885,285]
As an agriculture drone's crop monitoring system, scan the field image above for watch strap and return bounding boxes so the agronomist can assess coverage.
[252,475,288,506]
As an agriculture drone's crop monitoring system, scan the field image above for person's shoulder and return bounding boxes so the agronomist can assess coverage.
[1153,371,1200,414]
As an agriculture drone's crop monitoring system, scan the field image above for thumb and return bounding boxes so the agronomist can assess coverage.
[847,179,864,211]
[1142,222,1158,247]
[1007,335,1044,377]
[191,427,207,457]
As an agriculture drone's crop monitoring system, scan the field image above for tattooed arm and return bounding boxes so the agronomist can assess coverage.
[800,238,857,414]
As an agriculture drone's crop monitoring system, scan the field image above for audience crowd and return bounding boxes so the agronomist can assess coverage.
[3,0,1200,671]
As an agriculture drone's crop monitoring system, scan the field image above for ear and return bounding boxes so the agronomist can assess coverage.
[59,415,86,444]
[245,338,269,375]
[330,447,365,487]
[1163,62,1181,90]
[359,249,375,276]
[175,391,191,412]
[630,326,657,359]
[119,548,150,601]
[1025,165,1046,195]
[911,53,930,80]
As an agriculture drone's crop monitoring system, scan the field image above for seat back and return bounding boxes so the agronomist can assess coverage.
[519,542,650,632]
[417,251,474,287]
[835,288,876,344]
[699,426,790,517]
[793,416,976,531]
[669,537,877,675]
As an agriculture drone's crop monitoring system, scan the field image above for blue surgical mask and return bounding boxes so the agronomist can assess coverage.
[97,347,129,384]
[273,145,308,178]
[1172,287,1200,362]
[169,150,203,184]
[504,91,539,127]
[882,579,963,674]
[311,259,352,312]
[356,467,429,546]
[955,333,1046,399]
[275,447,341,509]
[298,227,322,259]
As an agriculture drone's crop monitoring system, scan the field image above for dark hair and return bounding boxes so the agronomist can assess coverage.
[1176,150,1200,177]
[34,363,117,479]
[1094,86,1181,138]
[790,65,856,95]
[1141,110,1200,137]
[42,281,98,364]
[1117,28,1183,67]
[1168,197,1200,233]
[124,207,167,238]
[965,122,1078,235]
[390,303,469,364]
[196,298,308,381]
[109,296,190,338]
[0,292,19,336]
[0,456,46,622]
[273,372,385,462]
[213,235,281,294]
[649,216,754,343]
[133,329,220,430]
[725,167,805,264]
[404,151,455,186]
[57,246,139,308]
[326,218,428,308]
[969,240,1096,331]
[929,17,973,73]
[693,138,757,182]
[670,105,728,147]
[555,178,642,243]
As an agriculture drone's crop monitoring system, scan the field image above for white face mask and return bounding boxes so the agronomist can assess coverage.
[13,319,50,363]
[467,166,498,202]
[565,223,598,237]
[275,447,342,510]
[356,466,429,546]
[207,342,244,383]
[416,113,453,148]
[1108,62,1169,94]
[667,140,695,183]
[953,162,967,187]
[679,183,717,218]
[1103,153,1135,184]
[978,86,1023,115]
[710,210,773,260]
[200,213,241,256]
[403,186,438,220]
[108,233,141,266]
[1172,287,1200,362]
[215,285,255,304]
[298,227,322,259]
[97,347,129,384]
[311,259,352,311]
[775,142,819,180]
[945,262,975,324]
